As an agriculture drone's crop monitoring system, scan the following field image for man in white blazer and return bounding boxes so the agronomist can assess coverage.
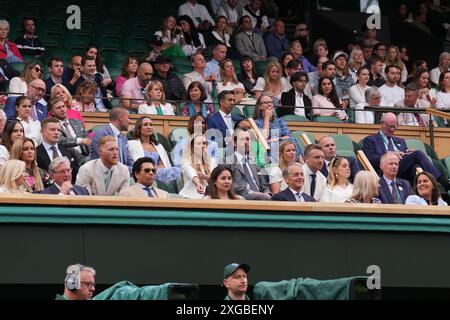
[76,136,130,196]
[302,144,327,201]
[119,157,169,198]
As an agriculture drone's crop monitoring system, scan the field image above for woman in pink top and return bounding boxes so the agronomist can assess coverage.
[312,77,348,120]
[115,55,138,97]
[50,84,85,125]
[71,81,97,113]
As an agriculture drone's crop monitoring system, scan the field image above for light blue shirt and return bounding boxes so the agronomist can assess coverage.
[379,131,398,152]
[204,59,221,81]
[405,195,447,206]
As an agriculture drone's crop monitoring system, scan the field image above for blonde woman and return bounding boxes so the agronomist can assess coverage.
[269,141,300,194]
[216,59,246,100]
[345,171,381,204]
[320,157,353,203]
[8,61,43,96]
[382,45,408,84]
[253,60,290,104]
[50,83,85,125]
[10,137,45,192]
[138,80,175,115]
[348,49,366,82]
[180,134,217,199]
[0,159,29,194]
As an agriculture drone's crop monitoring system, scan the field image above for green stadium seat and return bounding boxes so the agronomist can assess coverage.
[97,37,122,53]
[155,132,172,153]
[281,115,309,122]
[331,134,356,153]
[292,130,316,152]
[405,138,427,154]
[232,107,243,117]
[170,56,192,67]
[122,39,148,55]
[168,127,189,148]
[108,67,122,80]
[255,60,268,76]
[243,105,255,118]
[11,62,25,73]
[62,34,91,52]
[313,116,345,123]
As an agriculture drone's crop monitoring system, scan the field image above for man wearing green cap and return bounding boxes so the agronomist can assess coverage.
[223,263,250,300]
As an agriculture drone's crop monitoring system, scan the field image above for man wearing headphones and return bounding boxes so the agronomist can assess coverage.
[56,263,96,300]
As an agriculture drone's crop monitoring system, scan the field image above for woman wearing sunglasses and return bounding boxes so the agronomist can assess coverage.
[8,62,43,97]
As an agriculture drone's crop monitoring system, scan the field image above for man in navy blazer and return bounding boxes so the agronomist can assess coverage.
[206,90,244,147]
[318,136,360,183]
[279,71,313,120]
[377,152,412,204]
[90,107,134,171]
[363,112,442,184]
[4,79,47,121]
[272,163,316,202]
[41,157,89,195]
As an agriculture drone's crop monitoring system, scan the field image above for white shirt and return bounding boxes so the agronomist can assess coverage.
[17,116,41,146]
[242,6,269,30]
[178,1,215,27]
[109,123,121,140]
[289,187,305,202]
[219,109,233,134]
[42,141,62,161]
[320,184,353,203]
[138,102,175,115]
[436,91,450,109]
[302,163,327,201]
[235,151,258,191]
[294,91,306,117]
[379,84,404,107]
[217,5,238,23]
[269,165,288,191]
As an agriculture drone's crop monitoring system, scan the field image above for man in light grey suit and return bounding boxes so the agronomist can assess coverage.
[76,136,130,196]
[119,157,169,198]
[48,96,91,165]
[225,128,270,200]
[234,15,267,61]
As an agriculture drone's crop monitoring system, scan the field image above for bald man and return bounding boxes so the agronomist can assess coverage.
[121,62,154,111]
[4,78,47,121]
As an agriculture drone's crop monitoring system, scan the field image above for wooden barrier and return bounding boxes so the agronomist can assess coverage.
[82,113,450,158]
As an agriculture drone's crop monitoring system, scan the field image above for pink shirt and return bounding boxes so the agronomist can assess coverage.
[67,105,86,125]
[115,75,127,97]
[121,77,145,108]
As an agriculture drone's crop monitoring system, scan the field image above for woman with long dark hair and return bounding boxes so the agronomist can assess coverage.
[177,15,206,57]
[204,165,242,200]
[312,77,348,120]
[0,120,24,165]
[405,171,447,206]
[237,55,257,94]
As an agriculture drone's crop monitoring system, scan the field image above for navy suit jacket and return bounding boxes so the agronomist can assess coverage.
[320,156,361,183]
[90,124,134,171]
[378,176,413,204]
[271,188,316,202]
[41,183,89,195]
[206,111,244,147]
[5,97,47,122]
[362,132,407,173]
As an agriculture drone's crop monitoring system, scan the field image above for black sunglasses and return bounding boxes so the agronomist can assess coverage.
[142,168,156,174]
[34,67,42,73]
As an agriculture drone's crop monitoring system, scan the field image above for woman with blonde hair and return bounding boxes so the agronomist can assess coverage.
[217,59,246,98]
[50,83,85,124]
[345,171,381,204]
[269,141,301,194]
[253,60,289,104]
[10,137,45,192]
[138,80,175,115]
[8,61,43,96]
[179,134,217,199]
[383,45,408,84]
[348,49,366,82]
[320,157,353,202]
[0,159,28,194]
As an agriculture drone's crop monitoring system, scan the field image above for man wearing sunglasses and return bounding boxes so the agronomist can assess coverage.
[4,78,47,121]
[119,157,169,198]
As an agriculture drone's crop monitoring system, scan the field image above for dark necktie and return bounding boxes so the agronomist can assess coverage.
[63,122,73,138]
[387,138,395,152]
[414,113,425,127]
[143,187,155,198]
[296,192,303,202]
[51,145,59,160]
[242,160,259,192]
[391,181,399,204]
[310,174,316,198]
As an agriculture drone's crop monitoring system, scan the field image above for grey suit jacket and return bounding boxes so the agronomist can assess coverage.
[59,118,90,156]
[226,154,269,197]
[75,159,130,196]
[234,31,267,59]
[118,184,169,198]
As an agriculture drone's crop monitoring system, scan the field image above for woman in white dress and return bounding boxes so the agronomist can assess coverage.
[216,59,246,100]
[14,96,41,146]
[138,80,175,115]
[0,120,24,165]
[8,62,43,96]
[177,15,206,57]
[436,71,450,109]
[180,134,217,199]
[349,66,371,124]
[405,171,447,206]
[414,68,438,107]
[253,60,289,105]
[320,157,353,203]
[269,141,299,194]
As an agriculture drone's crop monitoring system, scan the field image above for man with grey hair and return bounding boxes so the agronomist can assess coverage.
[430,51,449,86]
[395,83,434,127]
[4,79,47,121]
[0,19,23,63]
[355,86,380,124]
[181,53,212,95]
[271,162,316,202]
[42,157,89,195]
[56,263,96,300]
